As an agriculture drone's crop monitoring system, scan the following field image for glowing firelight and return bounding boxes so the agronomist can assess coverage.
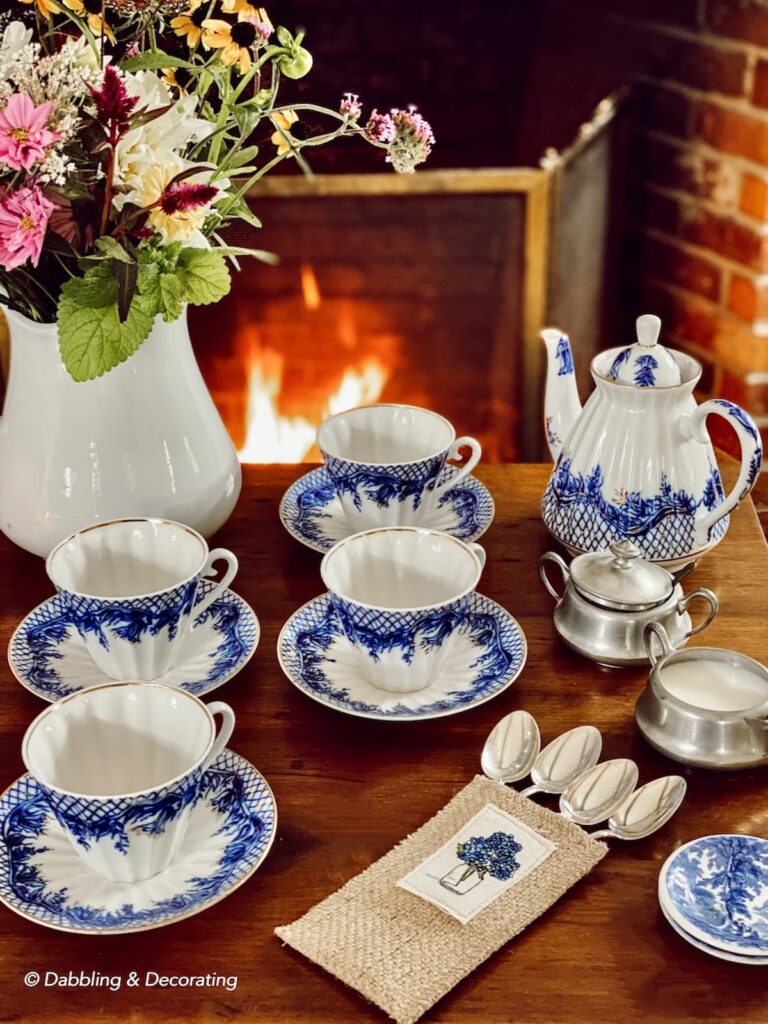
[238,352,388,463]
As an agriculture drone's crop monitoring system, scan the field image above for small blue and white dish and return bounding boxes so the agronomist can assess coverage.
[277,591,526,720]
[279,464,495,553]
[659,834,768,957]
[0,749,276,934]
[659,899,768,965]
[8,579,259,702]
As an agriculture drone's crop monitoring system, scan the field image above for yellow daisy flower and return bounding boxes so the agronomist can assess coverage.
[63,0,116,43]
[20,0,61,16]
[203,13,269,73]
[270,109,298,155]
[221,0,271,27]
[170,0,207,49]
[161,66,193,95]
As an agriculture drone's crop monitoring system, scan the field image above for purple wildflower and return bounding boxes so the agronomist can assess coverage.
[364,109,395,144]
[386,105,435,173]
[340,92,362,120]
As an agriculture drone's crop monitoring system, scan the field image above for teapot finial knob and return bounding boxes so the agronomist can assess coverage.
[636,313,662,348]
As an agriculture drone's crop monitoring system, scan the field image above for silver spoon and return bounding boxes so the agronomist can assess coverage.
[480,710,541,785]
[590,775,687,841]
[519,725,602,798]
[558,758,639,827]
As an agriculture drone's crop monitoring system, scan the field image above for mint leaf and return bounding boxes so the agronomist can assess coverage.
[177,248,231,306]
[58,291,154,381]
[159,273,185,323]
[60,264,115,309]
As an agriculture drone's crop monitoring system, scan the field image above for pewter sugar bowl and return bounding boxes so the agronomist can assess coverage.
[539,540,718,668]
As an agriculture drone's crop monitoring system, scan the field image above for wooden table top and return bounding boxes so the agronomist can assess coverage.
[1,462,767,1024]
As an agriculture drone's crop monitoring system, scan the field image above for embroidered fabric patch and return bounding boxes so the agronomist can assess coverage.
[397,802,556,924]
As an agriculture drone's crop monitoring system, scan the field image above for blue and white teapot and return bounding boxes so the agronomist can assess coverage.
[541,314,763,569]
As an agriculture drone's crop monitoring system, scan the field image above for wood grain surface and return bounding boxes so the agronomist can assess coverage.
[0,461,766,1024]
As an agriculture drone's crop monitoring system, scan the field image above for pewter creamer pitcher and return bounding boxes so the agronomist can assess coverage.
[540,314,762,569]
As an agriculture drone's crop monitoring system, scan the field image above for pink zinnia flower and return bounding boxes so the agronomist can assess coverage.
[0,94,61,172]
[0,186,54,270]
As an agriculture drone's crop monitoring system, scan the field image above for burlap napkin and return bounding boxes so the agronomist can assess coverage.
[275,775,607,1024]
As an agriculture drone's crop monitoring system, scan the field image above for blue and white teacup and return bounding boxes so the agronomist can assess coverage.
[320,527,486,693]
[317,404,482,532]
[46,518,238,681]
[22,681,235,882]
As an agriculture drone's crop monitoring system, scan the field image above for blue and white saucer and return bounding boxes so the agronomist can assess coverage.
[659,900,768,965]
[277,591,527,721]
[279,465,495,553]
[8,580,259,702]
[659,834,768,958]
[0,749,276,935]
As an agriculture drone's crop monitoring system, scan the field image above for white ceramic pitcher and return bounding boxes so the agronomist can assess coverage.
[0,308,241,557]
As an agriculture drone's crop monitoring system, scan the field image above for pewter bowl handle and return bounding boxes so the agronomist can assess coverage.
[644,621,675,667]
[539,551,570,602]
[679,587,719,638]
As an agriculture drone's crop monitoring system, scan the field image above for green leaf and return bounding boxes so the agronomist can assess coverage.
[177,248,231,306]
[158,273,185,323]
[58,292,154,381]
[60,265,115,309]
[121,52,193,72]
[95,237,133,264]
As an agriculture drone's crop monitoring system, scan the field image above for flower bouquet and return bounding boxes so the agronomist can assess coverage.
[0,0,434,379]
[0,1,433,556]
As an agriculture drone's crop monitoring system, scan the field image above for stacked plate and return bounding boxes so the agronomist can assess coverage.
[658,834,768,965]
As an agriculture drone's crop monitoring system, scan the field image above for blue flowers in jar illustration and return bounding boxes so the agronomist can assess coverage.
[440,831,523,894]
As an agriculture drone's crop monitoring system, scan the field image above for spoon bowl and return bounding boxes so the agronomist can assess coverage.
[590,775,687,841]
[519,725,602,798]
[559,758,639,827]
[480,709,541,785]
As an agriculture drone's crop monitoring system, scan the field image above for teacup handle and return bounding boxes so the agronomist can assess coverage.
[679,587,719,637]
[468,542,486,569]
[202,701,236,771]
[433,436,482,496]
[194,548,239,620]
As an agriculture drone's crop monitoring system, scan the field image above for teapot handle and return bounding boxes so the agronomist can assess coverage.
[684,400,763,550]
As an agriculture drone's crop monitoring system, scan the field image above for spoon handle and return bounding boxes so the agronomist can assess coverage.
[518,784,542,798]
[588,828,612,841]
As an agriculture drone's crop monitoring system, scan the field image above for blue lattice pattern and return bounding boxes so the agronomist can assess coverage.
[541,460,729,561]
[279,591,527,719]
[10,580,259,701]
[57,576,199,649]
[0,750,276,933]
[323,451,444,512]
[38,767,203,855]
[280,465,493,552]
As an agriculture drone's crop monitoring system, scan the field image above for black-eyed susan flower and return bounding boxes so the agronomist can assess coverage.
[221,0,269,22]
[203,13,272,73]
[161,66,194,94]
[270,109,298,155]
[19,0,61,16]
[63,0,116,42]
[170,0,208,49]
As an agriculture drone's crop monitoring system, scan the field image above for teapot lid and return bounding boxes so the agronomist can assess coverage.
[606,314,682,388]
[570,540,674,611]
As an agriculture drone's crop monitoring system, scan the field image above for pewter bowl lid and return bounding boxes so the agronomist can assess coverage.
[570,540,673,611]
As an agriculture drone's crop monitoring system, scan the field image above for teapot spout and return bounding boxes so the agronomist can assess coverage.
[541,328,581,461]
